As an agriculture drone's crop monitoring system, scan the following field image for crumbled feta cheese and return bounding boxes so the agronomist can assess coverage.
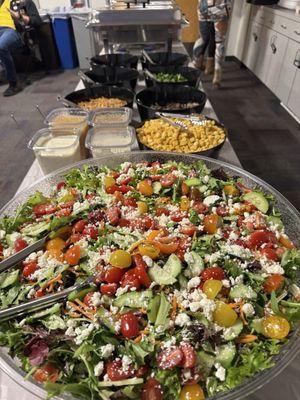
[91,291,102,307]
[203,195,220,207]
[260,257,284,275]
[175,313,191,327]
[94,361,104,377]
[100,344,115,358]
[0,230,6,240]
[228,231,239,241]
[74,323,95,345]
[121,355,133,372]
[142,255,154,267]
[222,279,230,288]
[115,285,130,297]
[27,288,36,299]
[242,303,255,317]
[187,277,201,290]
[290,284,300,300]
[162,337,176,348]
[203,175,210,183]
[215,363,226,381]
[222,244,252,259]
[3,247,14,258]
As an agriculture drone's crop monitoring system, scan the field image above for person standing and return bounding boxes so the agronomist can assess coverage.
[194,0,231,88]
[0,0,41,97]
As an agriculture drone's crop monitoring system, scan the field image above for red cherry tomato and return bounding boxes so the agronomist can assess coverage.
[82,226,99,240]
[132,254,147,268]
[74,220,87,233]
[247,230,277,249]
[201,266,225,281]
[85,193,95,201]
[132,216,156,231]
[156,207,170,217]
[83,292,95,308]
[171,212,187,222]
[216,206,229,217]
[100,283,117,296]
[35,288,45,298]
[179,342,197,369]
[175,237,191,261]
[22,261,38,278]
[106,360,135,381]
[263,274,284,294]
[135,365,149,378]
[134,263,151,288]
[105,267,125,283]
[260,247,279,261]
[124,197,137,208]
[181,182,190,196]
[119,185,132,194]
[34,363,59,383]
[192,202,208,215]
[106,185,119,194]
[69,233,82,244]
[120,312,139,338]
[33,204,57,216]
[88,210,104,224]
[0,244,3,257]
[180,225,197,236]
[157,346,183,370]
[161,173,176,187]
[119,218,131,228]
[237,216,245,227]
[59,201,74,209]
[57,182,66,191]
[121,270,141,290]
[106,207,121,226]
[150,175,162,182]
[64,245,81,266]
[141,378,163,400]
[14,238,28,253]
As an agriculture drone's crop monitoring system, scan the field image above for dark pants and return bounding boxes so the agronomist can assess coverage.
[0,27,22,83]
[193,21,215,60]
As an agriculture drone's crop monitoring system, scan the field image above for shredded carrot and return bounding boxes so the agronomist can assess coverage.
[74,298,96,314]
[134,335,142,343]
[41,273,63,290]
[139,308,147,314]
[228,301,244,309]
[236,334,258,344]
[134,327,150,343]
[67,301,95,321]
[228,301,248,325]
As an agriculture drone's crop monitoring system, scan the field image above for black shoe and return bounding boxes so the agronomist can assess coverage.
[3,84,23,97]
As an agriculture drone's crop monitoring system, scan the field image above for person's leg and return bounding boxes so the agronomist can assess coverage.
[213,20,228,88]
[0,28,23,96]
[204,21,215,75]
[193,20,211,69]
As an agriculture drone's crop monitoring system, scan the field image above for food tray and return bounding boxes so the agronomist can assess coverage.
[0,152,299,400]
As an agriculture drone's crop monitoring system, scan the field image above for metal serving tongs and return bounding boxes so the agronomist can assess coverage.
[0,235,95,321]
[155,111,191,134]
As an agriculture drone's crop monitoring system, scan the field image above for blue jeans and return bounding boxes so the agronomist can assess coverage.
[0,27,22,83]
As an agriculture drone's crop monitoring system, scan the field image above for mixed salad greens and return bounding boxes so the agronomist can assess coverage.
[152,72,188,84]
[0,160,299,400]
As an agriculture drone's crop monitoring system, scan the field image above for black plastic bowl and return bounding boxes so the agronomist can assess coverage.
[136,85,207,121]
[64,85,135,110]
[90,53,139,69]
[141,51,188,70]
[136,116,227,157]
[145,65,201,88]
[83,66,139,91]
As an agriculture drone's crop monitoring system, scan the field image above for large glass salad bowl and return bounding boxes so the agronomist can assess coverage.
[0,152,299,400]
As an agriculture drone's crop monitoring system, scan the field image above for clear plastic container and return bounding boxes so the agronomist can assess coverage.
[28,128,82,175]
[90,107,132,129]
[45,108,90,158]
[85,126,135,156]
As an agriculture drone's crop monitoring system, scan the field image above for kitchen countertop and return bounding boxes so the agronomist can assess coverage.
[253,4,300,22]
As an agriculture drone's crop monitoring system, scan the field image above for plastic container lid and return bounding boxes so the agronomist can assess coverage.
[45,108,89,127]
[86,126,135,153]
[91,107,132,128]
[28,127,80,151]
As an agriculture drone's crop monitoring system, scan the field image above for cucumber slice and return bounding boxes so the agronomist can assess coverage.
[243,191,269,213]
[148,254,182,285]
[153,182,162,194]
[184,178,201,187]
[97,306,116,333]
[229,284,257,300]
[215,342,236,368]
[0,270,19,289]
[113,290,152,309]
[251,318,264,334]
[98,378,143,387]
[155,293,171,327]
[21,221,51,237]
[68,285,96,302]
[147,295,161,324]
[267,216,283,229]
[184,251,204,278]
[222,319,243,341]
[198,351,215,377]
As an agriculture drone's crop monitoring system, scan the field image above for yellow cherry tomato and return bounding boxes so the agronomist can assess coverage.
[203,280,223,299]
[137,201,148,215]
[138,243,160,260]
[213,301,238,327]
[180,384,205,400]
[262,316,290,340]
[46,237,65,251]
[180,196,190,212]
[137,180,153,196]
[203,214,222,234]
[223,185,239,196]
[109,250,132,269]
[104,176,116,188]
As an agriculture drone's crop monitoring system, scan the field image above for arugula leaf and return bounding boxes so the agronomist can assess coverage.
[45,381,92,400]
[155,369,181,400]
[281,249,300,280]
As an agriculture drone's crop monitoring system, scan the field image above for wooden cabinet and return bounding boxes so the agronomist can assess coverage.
[265,32,289,93]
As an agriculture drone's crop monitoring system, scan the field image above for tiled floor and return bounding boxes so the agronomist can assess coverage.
[0,61,299,211]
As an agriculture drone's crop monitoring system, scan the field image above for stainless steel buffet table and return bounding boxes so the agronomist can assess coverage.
[1,65,299,400]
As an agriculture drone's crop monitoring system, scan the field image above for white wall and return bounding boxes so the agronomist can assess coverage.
[90,0,107,8]
[37,0,72,9]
